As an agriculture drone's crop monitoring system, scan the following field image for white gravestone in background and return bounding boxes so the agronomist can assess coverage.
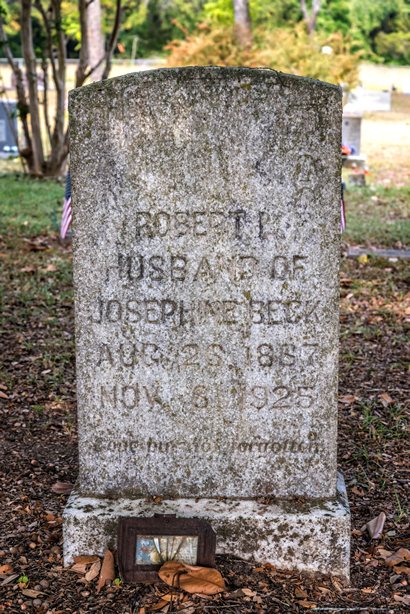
[64,67,351,580]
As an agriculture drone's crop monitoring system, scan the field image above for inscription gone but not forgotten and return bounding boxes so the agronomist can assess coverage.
[70,67,342,500]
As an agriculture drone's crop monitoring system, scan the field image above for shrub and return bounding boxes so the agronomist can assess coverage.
[165,22,360,90]
[375,31,410,65]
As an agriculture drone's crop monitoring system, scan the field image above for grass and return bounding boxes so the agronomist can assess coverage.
[0,172,64,236]
[343,183,410,247]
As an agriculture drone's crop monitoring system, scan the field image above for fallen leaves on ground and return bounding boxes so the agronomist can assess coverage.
[384,548,410,568]
[379,392,394,406]
[365,512,386,539]
[21,588,44,598]
[69,555,100,575]
[339,394,359,405]
[158,561,225,595]
[51,481,73,494]
[85,559,101,582]
[96,550,115,593]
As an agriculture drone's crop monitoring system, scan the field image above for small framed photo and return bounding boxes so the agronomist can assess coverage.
[118,515,216,583]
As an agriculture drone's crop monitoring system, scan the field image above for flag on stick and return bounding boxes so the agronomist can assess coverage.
[60,171,72,239]
[340,181,346,233]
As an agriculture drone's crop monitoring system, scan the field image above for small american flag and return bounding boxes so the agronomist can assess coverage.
[340,181,346,233]
[60,171,72,239]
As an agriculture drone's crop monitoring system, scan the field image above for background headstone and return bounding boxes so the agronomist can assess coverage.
[345,87,391,113]
[64,67,350,580]
[0,101,18,158]
[342,111,362,155]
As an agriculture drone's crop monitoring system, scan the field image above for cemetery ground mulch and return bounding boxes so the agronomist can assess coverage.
[0,232,408,613]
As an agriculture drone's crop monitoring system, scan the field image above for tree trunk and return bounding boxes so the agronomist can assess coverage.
[21,0,44,175]
[87,0,105,82]
[0,17,33,171]
[233,0,252,48]
[300,0,321,35]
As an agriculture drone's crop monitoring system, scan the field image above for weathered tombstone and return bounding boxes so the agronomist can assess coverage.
[64,67,350,580]
[342,110,366,172]
[342,111,362,155]
[346,87,391,112]
[0,101,18,158]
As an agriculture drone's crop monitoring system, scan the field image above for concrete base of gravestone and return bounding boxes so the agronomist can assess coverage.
[63,473,350,581]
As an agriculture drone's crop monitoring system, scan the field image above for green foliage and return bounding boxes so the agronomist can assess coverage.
[202,0,301,28]
[349,0,410,63]
[1,0,409,63]
[166,23,360,90]
[120,0,205,56]
[317,0,352,36]
[375,31,410,64]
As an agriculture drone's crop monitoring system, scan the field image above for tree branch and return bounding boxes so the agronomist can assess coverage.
[300,0,321,35]
[41,56,53,148]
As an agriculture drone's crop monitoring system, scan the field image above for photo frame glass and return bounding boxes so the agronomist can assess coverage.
[135,535,199,565]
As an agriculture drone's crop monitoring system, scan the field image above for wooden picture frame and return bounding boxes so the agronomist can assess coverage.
[117,515,216,583]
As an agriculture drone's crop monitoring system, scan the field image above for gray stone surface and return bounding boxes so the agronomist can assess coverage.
[64,474,350,581]
[69,67,342,501]
[66,67,350,579]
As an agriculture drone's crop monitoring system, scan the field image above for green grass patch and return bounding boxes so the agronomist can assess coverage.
[343,184,410,247]
[0,172,64,236]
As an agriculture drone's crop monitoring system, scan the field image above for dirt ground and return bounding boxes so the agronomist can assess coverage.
[0,229,408,612]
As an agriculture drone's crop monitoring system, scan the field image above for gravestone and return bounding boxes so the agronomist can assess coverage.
[64,67,350,580]
[345,87,391,113]
[342,111,362,155]
[0,101,18,158]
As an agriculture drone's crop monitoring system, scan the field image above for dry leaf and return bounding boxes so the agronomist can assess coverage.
[242,588,257,597]
[385,548,410,568]
[74,555,100,565]
[379,392,394,406]
[1,573,19,586]
[97,550,115,592]
[85,559,101,582]
[339,394,358,405]
[298,599,317,609]
[0,384,8,391]
[20,265,36,273]
[159,561,225,595]
[51,481,73,494]
[393,566,410,575]
[351,486,365,496]
[21,589,44,598]
[70,563,90,574]
[366,512,386,539]
[0,391,9,400]
[361,586,376,593]
[0,564,13,574]
[377,548,392,559]
[295,587,308,599]
[393,594,410,605]
[44,263,57,272]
